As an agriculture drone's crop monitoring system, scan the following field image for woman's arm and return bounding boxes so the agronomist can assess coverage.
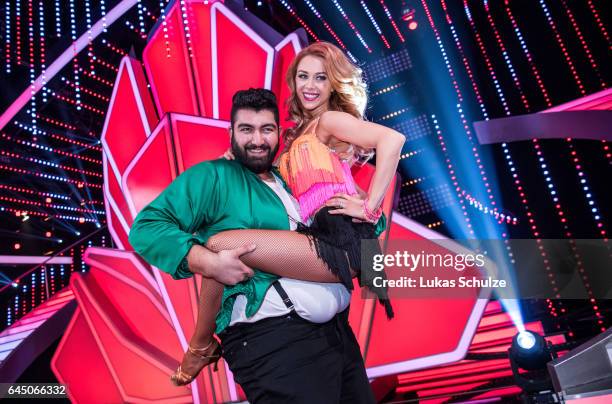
[317,110,405,217]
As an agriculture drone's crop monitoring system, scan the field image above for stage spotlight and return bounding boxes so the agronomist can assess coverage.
[510,330,549,370]
[95,223,101,228]
[14,243,21,250]
[75,231,81,236]
[517,330,536,350]
[11,281,19,288]
[509,330,555,394]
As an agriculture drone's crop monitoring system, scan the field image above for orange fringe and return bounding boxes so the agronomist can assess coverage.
[279,133,353,198]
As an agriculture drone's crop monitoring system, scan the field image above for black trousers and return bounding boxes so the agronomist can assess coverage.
[218,308,375,404]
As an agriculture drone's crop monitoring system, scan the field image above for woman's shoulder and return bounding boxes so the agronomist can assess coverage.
[318,111,355,129]
[317,111,359,140]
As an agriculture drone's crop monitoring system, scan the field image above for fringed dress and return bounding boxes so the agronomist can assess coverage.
[279,120,394,319]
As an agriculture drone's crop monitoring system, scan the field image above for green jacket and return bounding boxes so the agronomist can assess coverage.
[128,158,386,333]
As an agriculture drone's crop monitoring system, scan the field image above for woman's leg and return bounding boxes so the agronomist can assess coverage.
[191,276,222,347]
[206,228,393,319]
[172,276,222,384]
[206,229,349,283]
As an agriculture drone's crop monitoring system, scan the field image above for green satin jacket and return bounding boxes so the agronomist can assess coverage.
[128,158,385,333]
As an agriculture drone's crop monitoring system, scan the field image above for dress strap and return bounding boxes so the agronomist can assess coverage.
[303,116,321,136]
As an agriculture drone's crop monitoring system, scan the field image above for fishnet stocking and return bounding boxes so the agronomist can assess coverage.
[206,226,392,318]
[206,229,349,283]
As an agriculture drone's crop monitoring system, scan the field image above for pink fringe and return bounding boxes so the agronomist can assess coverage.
[282,138,359,221]
[296,161,358,221]
[340,162,357,194]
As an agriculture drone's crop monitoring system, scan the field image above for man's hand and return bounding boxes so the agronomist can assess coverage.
[187,244,256,285]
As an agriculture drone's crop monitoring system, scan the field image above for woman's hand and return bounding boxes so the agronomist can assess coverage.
[219,148,235,160]
[326,193,367,222]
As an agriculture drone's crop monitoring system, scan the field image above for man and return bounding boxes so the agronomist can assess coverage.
[128,89,375,403]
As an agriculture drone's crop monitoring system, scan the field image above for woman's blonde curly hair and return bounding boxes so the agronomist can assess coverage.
[283,42,371,162]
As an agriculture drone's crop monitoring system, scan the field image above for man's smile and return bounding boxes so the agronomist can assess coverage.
[246,146,270,157]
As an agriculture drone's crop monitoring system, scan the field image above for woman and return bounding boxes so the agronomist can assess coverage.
[171,42,405,385]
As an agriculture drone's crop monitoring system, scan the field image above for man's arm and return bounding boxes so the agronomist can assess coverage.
[128,163,220,279]
[128,162,258,284]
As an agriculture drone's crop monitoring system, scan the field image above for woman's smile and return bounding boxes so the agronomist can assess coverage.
[302,92,320,102]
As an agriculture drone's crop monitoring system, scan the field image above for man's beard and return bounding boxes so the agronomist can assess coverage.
[231,137,278,174]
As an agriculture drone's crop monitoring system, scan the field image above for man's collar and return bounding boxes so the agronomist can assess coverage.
[270,167,292,195]
[236,163,291,195]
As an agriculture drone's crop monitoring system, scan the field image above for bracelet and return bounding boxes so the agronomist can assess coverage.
[363,197,383,223]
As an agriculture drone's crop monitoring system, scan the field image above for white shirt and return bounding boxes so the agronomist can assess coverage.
[228,174,351,326]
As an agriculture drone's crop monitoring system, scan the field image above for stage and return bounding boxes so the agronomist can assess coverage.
[0,1,610,403]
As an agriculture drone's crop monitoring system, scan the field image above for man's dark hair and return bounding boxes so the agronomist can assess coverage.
[230,88,279,128]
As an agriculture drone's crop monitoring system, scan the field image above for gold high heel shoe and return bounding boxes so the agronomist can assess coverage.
[170,339,222,386]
